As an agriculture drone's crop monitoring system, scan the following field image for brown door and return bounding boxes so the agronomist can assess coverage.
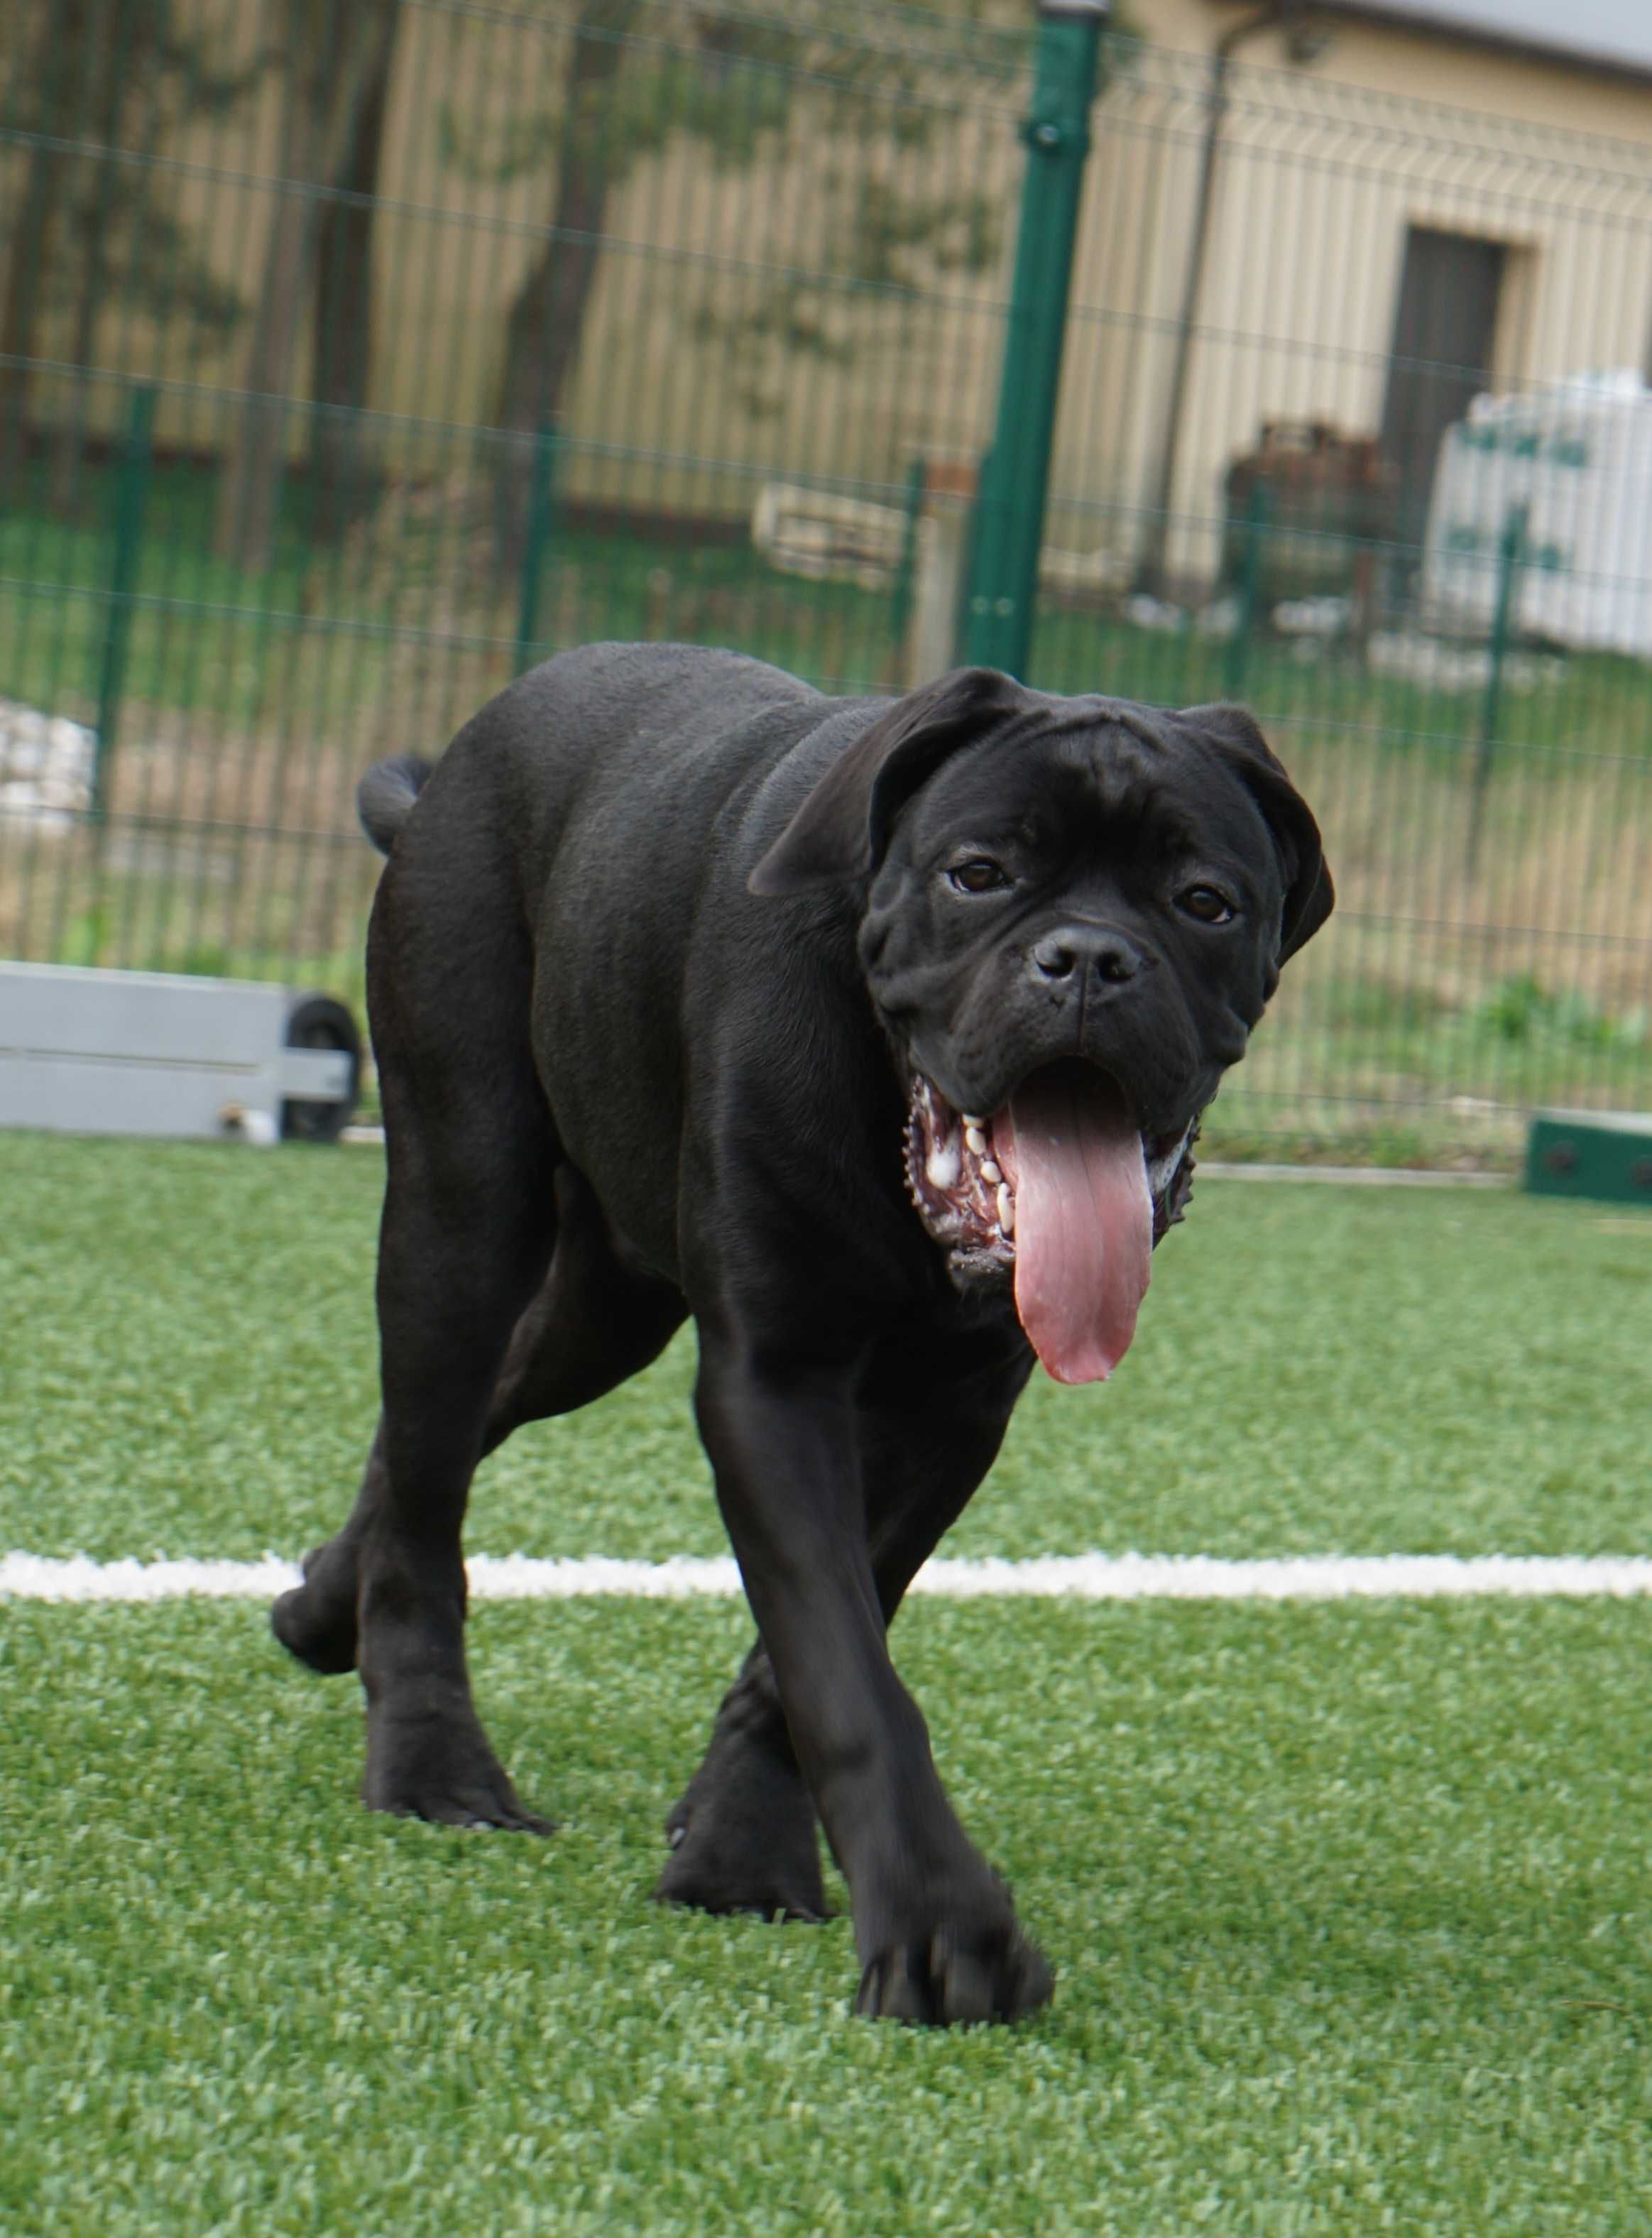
[1380,226,1506,577]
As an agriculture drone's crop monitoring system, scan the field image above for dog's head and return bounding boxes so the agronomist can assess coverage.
[750,667,1333,1384]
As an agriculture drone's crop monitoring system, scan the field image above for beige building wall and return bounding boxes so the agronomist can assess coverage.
[1064,0,1652,584]
[31,8,1023,520]
[15,0,1652,580]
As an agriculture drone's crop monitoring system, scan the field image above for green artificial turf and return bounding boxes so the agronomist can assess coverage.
[6,1130,1652,2232]
[1,1129,1648,1565]
[5,1595,1652,2234]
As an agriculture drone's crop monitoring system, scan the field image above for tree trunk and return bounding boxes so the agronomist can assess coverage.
[0,148,60,502]
[212,0,398,572]
[491,1,636,569]
[0,0,89,502]
[49,224,112,517]
[50,15,131,518]
[307,1,400,541]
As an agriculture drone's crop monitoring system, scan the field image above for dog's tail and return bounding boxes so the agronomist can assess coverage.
[357,753,434,856]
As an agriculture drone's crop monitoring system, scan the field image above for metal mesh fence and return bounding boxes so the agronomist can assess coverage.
[1,0,1649,1158]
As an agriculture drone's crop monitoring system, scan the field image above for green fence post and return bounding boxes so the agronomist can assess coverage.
[92,381,158,824]
[961,0,1107,681]
[514,421,560,675]
[1467,500,1527,873]
[1222,479,1269,701]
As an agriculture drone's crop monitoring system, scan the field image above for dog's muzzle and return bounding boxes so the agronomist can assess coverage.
[902,1066,1194,1385]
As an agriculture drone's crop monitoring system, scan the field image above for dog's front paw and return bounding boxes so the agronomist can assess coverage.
[363,1707,554,1835]
[855,1891,1054,2026]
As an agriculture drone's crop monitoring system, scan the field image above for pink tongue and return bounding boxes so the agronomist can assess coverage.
[1002,1068,1152,1385]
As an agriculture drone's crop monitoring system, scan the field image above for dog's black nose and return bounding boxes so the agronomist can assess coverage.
[1032,927,1144,984]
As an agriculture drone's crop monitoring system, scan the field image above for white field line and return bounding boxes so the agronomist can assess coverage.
[7,1551,1652,1605]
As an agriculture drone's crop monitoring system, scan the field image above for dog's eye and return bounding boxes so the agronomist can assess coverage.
[948,858,1010,895]
[1177,884,1235,924]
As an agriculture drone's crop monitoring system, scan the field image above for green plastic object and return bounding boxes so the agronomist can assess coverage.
[1525,1110,1652,1206]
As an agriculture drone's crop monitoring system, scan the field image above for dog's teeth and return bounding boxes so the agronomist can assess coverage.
[997,1184,1014,1235]
[961,1113,985,1129]
[979,1157,1001,1186]
[926,1139,961,1189]
[964,1125,987,1157]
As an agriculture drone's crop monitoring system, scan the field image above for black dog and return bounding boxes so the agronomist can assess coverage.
[273,645,1331,2026]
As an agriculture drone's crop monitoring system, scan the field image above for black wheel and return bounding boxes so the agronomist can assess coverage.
[281,993,362,1144]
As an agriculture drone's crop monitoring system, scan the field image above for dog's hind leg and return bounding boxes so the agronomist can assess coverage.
[271,1167,683,1683]
[271,1423,390,1676]
[656,1637,830,1922]
[657,1333,1029,1921]
[479,1164,686,1450]
[356,1135,559,1830]
[273,844,561,1831]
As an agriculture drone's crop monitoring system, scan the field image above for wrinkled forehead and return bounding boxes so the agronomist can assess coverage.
[899,706,1267,857]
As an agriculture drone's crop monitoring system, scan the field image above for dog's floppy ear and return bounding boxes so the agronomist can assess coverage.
[749,666,1026,897]
[1177,702,1334,963]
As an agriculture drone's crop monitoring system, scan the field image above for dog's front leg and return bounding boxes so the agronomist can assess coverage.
[660,1335,1033,1926]
[693,1331,1053,2026]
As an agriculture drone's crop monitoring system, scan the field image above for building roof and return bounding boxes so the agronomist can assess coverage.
[1320,0,1652,75]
